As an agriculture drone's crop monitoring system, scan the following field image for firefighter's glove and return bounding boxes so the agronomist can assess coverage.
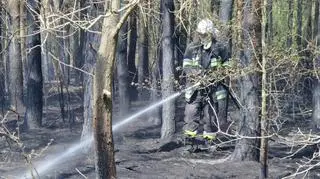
[201,132,216,141]
[185,88,195,103]
[184,130,197,138]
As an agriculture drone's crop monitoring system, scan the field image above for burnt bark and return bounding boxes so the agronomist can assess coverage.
[312,5,320,130]
[161,0,175,139]
[266,0,272,43]
[296,0,302,51]
[312,78,320,129]
[0,12,4,115]
[127,12,138,101]
[8,0,24,114]
[81,1,101,148]
[137,11,149,101]
[219,0,233,129]
[231,0,260,161]
[116,21,129,118]
[25,0,43,129]
[287,0,293,48]
[219,0,233,23]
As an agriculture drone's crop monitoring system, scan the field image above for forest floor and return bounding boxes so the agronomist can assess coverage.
[1,86,320,179]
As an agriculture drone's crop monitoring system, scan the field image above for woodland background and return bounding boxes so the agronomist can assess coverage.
[0,0,320,178]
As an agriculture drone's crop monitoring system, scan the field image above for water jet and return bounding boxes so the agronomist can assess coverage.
[18,83,200,178]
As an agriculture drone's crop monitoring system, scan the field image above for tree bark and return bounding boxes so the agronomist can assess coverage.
[219,0,233,129]
[0,11,5,115]
[20,0,27,91]
[266,0,272,44]
[81,1,102,147]
[149,2,162,125]
[127,12,138,101]
[161,0,175,139]
[116,21,129,118]
[25,0,43,129]
[231,0,260,161]
[314,0,319,39]
[260,0,268,178]
[312,4,320,130]
[296,0,302,51]
[93,1,138,178]
[312,78,320,129]
[137,11,149,101]
[287,0,293,48]
[50,0,66,122]
[8,0,24,114]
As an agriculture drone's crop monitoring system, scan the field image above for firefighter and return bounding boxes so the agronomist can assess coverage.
[182,19,230,143]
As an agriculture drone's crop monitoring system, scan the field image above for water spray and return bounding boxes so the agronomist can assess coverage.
[18,82,201,178]
[113,82,200,131]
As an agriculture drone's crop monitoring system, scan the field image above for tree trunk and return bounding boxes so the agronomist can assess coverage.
[116,21,129,118]
[312,78,320,129]
[20,0,27,91]
[73,0,86,86]
[219,0,233,23]
[312,4,320,130]
[260,0,268,178]
[219,0,233,129]
[161,0,175,139]
[137,11,149,101]
[149,3,162,125]
[81,1,101,146]
[81,45,96,145]
[127,12,138,101]
[93,1,137,178]
[231,0,260,161]
[0,12,5,115]
[314,0,319,40]
[94,16,117,179]
[25,0,43,129]
[211,0,220,17]
[8,0,24,114]
[286,0,293,48]
[296,0,302,51]
[51,0,66,122]
[266,0,273,44]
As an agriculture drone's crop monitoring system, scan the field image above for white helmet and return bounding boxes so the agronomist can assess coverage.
[196,19,214,34]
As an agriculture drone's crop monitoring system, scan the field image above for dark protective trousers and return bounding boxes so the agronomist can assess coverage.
[183,84,228,133]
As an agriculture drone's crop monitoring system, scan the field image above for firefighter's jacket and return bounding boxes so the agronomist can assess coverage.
[182,40,230,102]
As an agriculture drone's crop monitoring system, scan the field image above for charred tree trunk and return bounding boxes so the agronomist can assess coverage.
[8,0,24,114]
[312,78,320,129]
[81,1,100,148]
[287,0,293,48]
[21,0,27,91]
[0,12,5,115]
[211,0,220,17]
[296,0,302,51]
[161,0,175,139]
[231,0,260,161]
[219,0,233,129]
[51,0,66,122]
[149,3,162,125]
[314,0,319,40]
[81,44,96,143]
[127,12,138,101]
[266,0,272,44]
[137,11,149,101]
[117,21,129,118]
[312,5,320,130]
[25,0,43,129]
[72,0,86,86]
